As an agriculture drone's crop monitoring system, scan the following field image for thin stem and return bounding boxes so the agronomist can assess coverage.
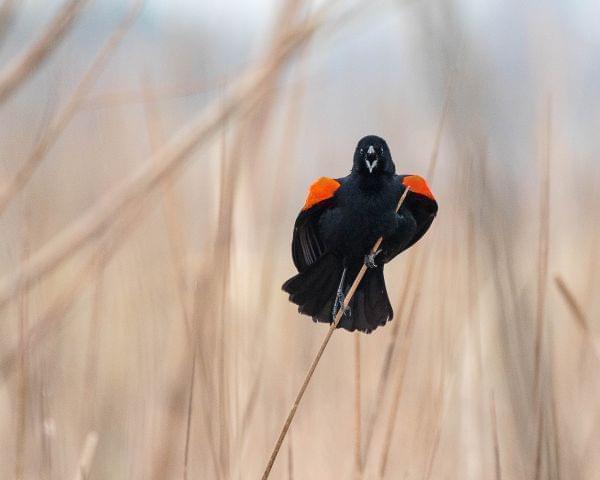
[183,352,196,480]
[554,275,600,358]
[533,96,552,480]
[71,431,99,480]
[0,0,89,105]
[378,292,420,478]
[354,332,362,478]
[261,187,410,479]
[490,391,502,480]
[0,0,145,215]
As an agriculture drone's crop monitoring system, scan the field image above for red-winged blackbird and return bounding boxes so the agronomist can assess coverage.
[282,135,437,333]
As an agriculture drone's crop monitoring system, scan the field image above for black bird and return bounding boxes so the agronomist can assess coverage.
[282,135,437,333]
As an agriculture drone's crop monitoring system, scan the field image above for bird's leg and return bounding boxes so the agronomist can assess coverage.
[364,248,383,269]
[332,268,350,321]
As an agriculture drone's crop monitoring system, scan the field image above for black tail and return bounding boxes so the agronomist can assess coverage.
[282,254,393,333]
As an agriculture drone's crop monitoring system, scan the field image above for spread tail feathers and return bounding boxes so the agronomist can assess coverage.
[282,254,393,333]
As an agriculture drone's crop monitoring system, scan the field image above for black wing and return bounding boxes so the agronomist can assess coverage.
[380,181,438,263]
[291,197,336,272]
[400,191,437,250]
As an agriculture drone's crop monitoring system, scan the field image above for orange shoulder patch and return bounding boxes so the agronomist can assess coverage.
[402,175,435,200]
[302,177,341,211]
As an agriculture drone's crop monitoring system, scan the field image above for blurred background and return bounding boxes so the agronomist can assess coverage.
[0,0,599,478]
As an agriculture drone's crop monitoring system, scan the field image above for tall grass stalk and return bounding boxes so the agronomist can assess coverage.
[0,0,145,215]
[354,332,362,478]
[261,187,410,479]
[0,0,89,105]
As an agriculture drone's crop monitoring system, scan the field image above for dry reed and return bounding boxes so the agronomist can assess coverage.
[261,187,410,480]
[71,431,99,480]
[533,97,553,480]
[554,276,600,358]
[0,0,145,215]
[490,392,503,480]
[378,291,420,478]
[0,0,18,49]
[354,331,362,478]
[0,0,88,105]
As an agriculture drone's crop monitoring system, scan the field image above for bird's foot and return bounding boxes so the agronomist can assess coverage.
[332,268,351,324]
[332,290,351,323]
[364,248,383,269]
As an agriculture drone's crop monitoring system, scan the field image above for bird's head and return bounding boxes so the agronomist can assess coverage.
[352,135,395,176]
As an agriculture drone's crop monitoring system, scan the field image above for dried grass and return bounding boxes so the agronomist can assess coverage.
[0,0,89,105]
[0,0,145,215]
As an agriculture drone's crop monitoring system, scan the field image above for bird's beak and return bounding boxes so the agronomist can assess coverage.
[365,145,377,173]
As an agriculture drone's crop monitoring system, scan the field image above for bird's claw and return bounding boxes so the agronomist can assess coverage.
[332,268,351,323]
[332,290,351,322]
[365,248,383,269]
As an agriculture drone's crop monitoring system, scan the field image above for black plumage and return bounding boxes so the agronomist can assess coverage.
[282,135,437,333]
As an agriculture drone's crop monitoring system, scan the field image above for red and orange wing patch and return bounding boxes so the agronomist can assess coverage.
[402,175,435,200]
[302,177,341,211]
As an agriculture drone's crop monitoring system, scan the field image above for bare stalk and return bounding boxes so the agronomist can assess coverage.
[261,187,410,480]
[183,352,196,480]
[0,0,19,49]
[426,72,455,183]
[287,432,294,480]
[0,0,89,105]
[533,97,552,402]
[354,332,362,478]
[378,292,420,478]
[0,0,145,214]
[533,97,552,480]
[15,244,29,480]
[554,276,590,335]
[71,431,99,480]
[554,275,600,358]
[490,391,502,480]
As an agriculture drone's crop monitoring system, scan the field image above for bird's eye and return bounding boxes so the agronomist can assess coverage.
[359,148,364,155]
[380,146,384,154]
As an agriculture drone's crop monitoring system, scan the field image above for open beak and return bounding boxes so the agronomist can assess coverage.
[365,145,377,173]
